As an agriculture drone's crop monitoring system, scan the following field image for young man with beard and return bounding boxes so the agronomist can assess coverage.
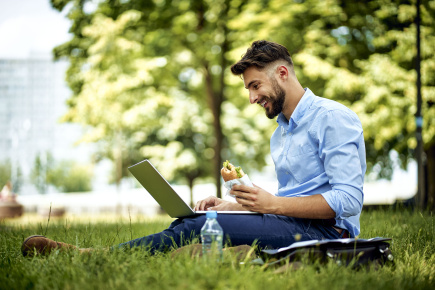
[22,40,366,256]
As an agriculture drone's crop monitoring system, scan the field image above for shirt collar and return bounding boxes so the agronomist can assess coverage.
[276,88,315,130]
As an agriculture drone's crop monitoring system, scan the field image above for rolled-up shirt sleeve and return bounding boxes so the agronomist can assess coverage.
[323,186,362,219]
[311,109,366,220]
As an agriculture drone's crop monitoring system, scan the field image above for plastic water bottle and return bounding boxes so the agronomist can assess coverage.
[201,211,223,260]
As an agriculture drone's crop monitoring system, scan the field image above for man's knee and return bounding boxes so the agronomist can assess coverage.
[176,216,206,239]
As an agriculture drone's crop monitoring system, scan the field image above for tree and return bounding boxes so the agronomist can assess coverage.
[291,0,435,207]
[0,159,22,193]
[46,161,93,193]
[52,0,435,208]
[51,0,273,201]
[30,152,93,193]
[237,0,435,207]
[30,152,55,194]
[351,0,435,208]
[60,10,154,189]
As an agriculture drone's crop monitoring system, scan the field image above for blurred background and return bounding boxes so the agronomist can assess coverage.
[0,0,433,217]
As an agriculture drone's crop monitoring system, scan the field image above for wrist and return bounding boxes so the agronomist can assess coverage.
[231,201,245,211]
[271,196,283,215]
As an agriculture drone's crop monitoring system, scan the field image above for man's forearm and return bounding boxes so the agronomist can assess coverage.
[272,194,336,219]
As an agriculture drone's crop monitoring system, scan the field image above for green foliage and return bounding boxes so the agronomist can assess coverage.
[51,0,435,187]
[0,160,12,189]
[0,159,23,193]
[0,209,434,289]
[51,0,273,198]
[232,0,435,179]
[46,161,93,193]
[343,0,435,178]
[30,152,55,194]
[30,153,93,193]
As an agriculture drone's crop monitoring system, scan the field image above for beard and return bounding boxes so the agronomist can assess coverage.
[265,78,285,119]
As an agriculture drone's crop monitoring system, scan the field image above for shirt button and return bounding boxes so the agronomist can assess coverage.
[286,171,290,175]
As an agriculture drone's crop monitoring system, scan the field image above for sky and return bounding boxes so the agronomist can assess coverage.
[0,0,71,58]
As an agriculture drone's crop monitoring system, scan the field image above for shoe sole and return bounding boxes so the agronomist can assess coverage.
[21,235,47,257]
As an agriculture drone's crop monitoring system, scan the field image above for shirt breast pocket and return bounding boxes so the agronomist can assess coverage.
[286,144,322,184]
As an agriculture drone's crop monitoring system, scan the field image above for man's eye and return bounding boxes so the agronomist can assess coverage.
[253,84,259,89]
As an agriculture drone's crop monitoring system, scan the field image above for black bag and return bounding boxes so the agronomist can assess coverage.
[254,238,393,270]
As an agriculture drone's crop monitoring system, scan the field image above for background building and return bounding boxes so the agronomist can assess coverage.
[0,55,93,194]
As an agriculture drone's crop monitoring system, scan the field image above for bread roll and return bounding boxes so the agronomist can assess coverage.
[221,160,245,182]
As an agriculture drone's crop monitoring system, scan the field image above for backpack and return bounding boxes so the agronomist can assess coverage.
[252,237,393,270]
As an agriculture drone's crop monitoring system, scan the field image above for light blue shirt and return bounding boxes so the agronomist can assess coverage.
[271,88,366,237]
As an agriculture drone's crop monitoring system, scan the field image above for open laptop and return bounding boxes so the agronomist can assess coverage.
[128,159,259,218]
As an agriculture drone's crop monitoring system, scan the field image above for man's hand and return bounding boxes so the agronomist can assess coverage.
[231,184,336,218]
[230,184,277,214]
[194,195,246,211]
[194,196,222,211]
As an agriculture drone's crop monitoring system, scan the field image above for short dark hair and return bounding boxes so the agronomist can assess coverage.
[230,40,294,76]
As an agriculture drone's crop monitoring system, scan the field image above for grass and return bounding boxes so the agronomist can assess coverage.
[0,208,434,290]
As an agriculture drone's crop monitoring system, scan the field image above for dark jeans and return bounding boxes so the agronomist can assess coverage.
[116,214,343,254]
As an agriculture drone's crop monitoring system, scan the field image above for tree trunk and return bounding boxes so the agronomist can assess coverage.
[424,143,435,210]
[188,176,195,208]
[204,64,223,198]
[114,132,123,215]
[202,22,229,199]
[195,1,224,199]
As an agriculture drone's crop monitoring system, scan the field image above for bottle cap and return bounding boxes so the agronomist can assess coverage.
[206,211,217,218]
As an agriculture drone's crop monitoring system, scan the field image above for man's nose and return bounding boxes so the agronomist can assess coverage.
[249,91,258,104]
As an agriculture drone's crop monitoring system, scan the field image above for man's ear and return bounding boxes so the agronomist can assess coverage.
[276,65,289,81]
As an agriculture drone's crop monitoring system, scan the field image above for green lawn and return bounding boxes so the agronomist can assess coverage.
[1,208,434,290]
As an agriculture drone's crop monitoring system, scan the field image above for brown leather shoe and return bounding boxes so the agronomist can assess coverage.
[224,244,255,261]
[21,235,78,257]
[170,244,203,259]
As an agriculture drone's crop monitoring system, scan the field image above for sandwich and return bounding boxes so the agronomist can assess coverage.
[221,160,245,182]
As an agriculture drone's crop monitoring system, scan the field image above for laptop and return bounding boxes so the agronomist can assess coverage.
[128,159,259,218]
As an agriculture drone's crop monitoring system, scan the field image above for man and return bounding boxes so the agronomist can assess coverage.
[22,40,366,256]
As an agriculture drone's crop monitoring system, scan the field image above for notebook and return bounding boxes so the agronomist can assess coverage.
[128,159,259,218]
